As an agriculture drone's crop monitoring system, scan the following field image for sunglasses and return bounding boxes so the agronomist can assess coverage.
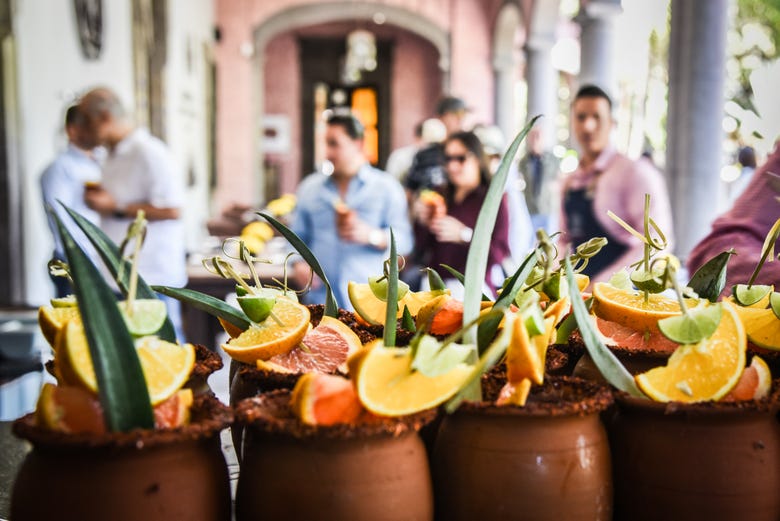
[444,154,469,164]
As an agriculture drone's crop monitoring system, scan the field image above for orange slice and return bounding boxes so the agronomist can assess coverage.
[38,305,81,349]
[222,298,310,363]
[635,301,746,402]
[506,313,544,386]
[289,373,364,426]
[351,339,472,416]
[256,316,362,374]
[348,281,449,325]
[61,320,196,405]
[218,317,245,339]
[592,282,696,332]
[732,305,780,351]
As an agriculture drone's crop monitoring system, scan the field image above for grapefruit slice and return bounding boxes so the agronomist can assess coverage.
[256,316,362,374]
[415,294,463,335]
[153,389,194,429]
[289,373,364,426]
[36,383,105,435]
[594,316,679,355]
[722,356,771,401]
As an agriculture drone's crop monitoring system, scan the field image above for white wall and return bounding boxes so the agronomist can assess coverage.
[13,0,214,305]
[14,0,135,305]
[165,0,214,253]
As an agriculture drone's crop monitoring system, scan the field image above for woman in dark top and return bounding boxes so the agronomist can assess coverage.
[412,131,511,296]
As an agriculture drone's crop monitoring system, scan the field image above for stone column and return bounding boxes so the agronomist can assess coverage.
[576,0,622,95]
[494,52,518,143]
[665,0,728,260]
[525,34,557,145]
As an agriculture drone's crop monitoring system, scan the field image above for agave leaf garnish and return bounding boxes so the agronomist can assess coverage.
[62,203,177,342]
[53,209,155,431]
[564,256,645,398]
[153,286,251,330]
[259,212,339,317]
[462,115,542,344]
[383,230,399,348]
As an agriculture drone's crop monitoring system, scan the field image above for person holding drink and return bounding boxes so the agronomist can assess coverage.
[291,112,412,310]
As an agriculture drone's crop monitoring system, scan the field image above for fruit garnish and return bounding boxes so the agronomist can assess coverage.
[733,284,773,307]
[256,315,361,374]
[348,281,448,325]
[657,303,722,345]
[592,282,691,332]
[732,305,780,350]
[722,356,771,401]
[59,320,196,405]
[290,373,364,426]
[237,294,276,323]
[222,297,311,363]
[771,292,780,319]
[153,389,194,429]
[369,275,410,302]
[50,295,77,308]
[415,294,464,335]
[351,340,472,417]
[635,301,746,402]
[38,305,81,348]
[594,316,679,355]
[118,298,167,336]
[36,382,105,435]
[410,335,473,377]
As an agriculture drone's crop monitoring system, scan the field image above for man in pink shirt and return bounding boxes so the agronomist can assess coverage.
[558,85,673,283]
[688,143,780,292]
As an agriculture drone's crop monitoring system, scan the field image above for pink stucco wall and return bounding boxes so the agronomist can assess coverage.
[215,0,503,210]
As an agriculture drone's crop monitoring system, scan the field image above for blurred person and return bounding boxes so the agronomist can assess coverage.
[518,125,560,234]
[558,84,673,283]
[412,131,511,298]
[291,113,412,310]
[688,142,780,292]
[474,124,535,266]
[730,146,757,203]
[385,118,447,182]
[40,104,102,297]
[404,96,470,195]
[80,87,187,341]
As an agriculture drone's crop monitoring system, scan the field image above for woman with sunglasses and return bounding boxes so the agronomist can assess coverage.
[412,131,511,297]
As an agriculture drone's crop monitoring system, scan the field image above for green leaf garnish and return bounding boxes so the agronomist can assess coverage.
[439,264,491,301]
[401,305,416,332]
[733,284,772,307]
[564,256,645,397]
[411,335,472,377]
[259,212,339,317]
[463,116,541,344]
[383,230,399,347]
[153,285,251,330]
[687,249,736,302]
[771,292,780,319]
[426,267,447,291]
[554,298,592,344]
[62,204,177,342]
[54,211,154,431]
[657,303,722,344]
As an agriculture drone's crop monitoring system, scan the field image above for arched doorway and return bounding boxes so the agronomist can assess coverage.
[251,2,450,202]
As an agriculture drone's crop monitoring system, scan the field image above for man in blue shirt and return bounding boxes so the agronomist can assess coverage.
[291,113,413,309]
[40,105,102,297]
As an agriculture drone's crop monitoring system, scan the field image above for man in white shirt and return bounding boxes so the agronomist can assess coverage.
[40,105,102,297]
[80,87,187,340]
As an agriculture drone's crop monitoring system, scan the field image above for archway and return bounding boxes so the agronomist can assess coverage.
[250,2,450,202]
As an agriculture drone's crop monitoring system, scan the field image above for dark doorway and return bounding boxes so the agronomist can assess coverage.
[299,37,392,178]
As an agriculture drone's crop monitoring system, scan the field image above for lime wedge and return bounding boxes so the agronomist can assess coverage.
[657,303,722,344]
[523,306,545,337]
[733,284,772,307]
[118,299,168,336]
[771,292,780,320]
[368,276,410,302]
[235,284,249,297]
[542,273,568,301]
[51,295,78,308]
[237,295,276,323]
[630,268,666,293]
